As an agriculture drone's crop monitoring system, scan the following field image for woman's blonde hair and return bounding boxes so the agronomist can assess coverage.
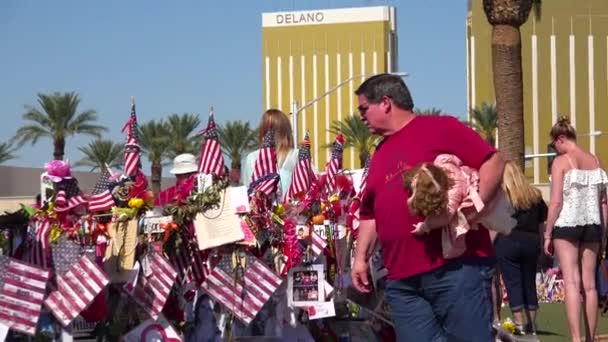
[403,163,452,217]
[259,109,294,167]
[550,115,577,141]
[502,161,543,210]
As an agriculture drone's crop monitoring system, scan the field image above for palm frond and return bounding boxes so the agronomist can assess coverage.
[138,120,173,166]
[15,125,51,145]
[165,113,202,156]
[415,107,444,116]
[0,142,17,164]
[76,139,124,171]
[469,102,498,146]
[327,115,379,167]
[17,92,105,159]
[217,120,257,165]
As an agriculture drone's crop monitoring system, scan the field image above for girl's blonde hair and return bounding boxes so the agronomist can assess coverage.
[259,109,294,167]
[403,163,452,217]
[502,161,543,210]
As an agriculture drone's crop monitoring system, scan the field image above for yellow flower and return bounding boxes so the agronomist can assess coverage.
[320,202,326,211]
[329,195,340,202]
[502,318,516,334]
[273,204,285,216]
[128,198,144,209]
[49,225,62,243]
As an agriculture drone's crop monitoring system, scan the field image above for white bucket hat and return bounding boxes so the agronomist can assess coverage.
[170,153,198,175]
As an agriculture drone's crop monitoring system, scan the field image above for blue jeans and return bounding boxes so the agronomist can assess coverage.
[495,234,539,311]
[384,259,494,342]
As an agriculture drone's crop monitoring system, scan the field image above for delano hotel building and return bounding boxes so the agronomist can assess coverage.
[467,0,608,184]
[262,6,398,168]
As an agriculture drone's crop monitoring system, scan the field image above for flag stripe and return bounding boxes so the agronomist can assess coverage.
[0,258,50,335]
[44,256,109,327]
[0,293,43,310]
[3,277,47,295]
[9,261,52,280]
[0,311,37,334]
[204,281,256,323]
[205,275,258,321]
[201,255,282,324]
[75,258,104,294]
[128,254,176,320]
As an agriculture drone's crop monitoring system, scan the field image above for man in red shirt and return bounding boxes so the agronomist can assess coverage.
[154,153,198,207]
[351,74,505,341]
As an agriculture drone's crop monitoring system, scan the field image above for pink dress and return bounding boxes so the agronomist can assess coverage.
[434,154,485,258]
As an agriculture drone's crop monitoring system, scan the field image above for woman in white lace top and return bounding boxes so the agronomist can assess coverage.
[544,117,608,342]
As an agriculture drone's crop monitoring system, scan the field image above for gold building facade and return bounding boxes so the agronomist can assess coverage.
[262,6,398,169]
[467,0,608,184]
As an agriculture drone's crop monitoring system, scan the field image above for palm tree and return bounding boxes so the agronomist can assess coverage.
[165,113,201,157]
[0,142,16,164]
[15,92,107,161]
[470,103,498,147]
[415,107,444,116]
[329,115,379,168]
[75,139,124,172]
[482,0,541,168]
[217,120,257,183]
[139,120,172,194]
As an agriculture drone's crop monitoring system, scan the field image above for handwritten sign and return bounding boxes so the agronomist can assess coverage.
[194,187,244,250]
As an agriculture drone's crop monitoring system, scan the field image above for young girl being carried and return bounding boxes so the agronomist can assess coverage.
[403,154,516,258]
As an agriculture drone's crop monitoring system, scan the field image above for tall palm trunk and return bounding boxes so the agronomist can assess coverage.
[53,137,65,160]
[230,159,242,185]
[151,161,162,195]
[358,151,370,169]
[483,0,535,170]
[492,25,524,168]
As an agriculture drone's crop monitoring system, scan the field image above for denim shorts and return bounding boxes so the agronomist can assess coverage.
[384,259,495,342]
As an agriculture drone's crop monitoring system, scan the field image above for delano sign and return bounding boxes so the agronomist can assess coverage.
[262,6,390,28]
[275,12,325,25]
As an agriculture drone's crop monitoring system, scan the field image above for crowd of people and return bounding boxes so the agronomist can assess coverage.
[347,74,607,341]
[153,73,606,341]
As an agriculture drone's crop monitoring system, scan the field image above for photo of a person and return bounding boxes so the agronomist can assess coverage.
[288,265,324,306]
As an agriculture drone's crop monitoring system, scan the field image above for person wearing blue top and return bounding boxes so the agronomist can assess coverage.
[241,109,309,198]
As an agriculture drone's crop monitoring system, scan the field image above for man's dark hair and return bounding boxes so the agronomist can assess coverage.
[355,73,414,110]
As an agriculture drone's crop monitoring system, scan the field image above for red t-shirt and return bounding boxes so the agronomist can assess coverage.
[360,115,495,280]
[154,185,178,207]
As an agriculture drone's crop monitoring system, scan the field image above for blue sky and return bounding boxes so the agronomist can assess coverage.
[0,0,470,171]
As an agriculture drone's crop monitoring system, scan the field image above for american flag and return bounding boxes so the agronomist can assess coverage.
[54,190,87,213]
[128,253,177,320]
[286,132,317,200]
[44,255,109,327]
[169,237,208,288]
[198,107,225,176]
[310,231,328,259]
[248,129,279,197]
[88,170,115,212]
[51,235,82,276]
[348,157,370,232]
[122,98,141,177]
[324,133,345,193]
[201,252,282,325]
[54,178,87,213]
[29,218,52,269]
[0,256,51,335]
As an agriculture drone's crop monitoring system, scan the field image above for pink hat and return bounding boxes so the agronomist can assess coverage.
[44,160,73,183]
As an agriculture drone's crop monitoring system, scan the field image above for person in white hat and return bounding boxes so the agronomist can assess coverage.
[154,153,198,207]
